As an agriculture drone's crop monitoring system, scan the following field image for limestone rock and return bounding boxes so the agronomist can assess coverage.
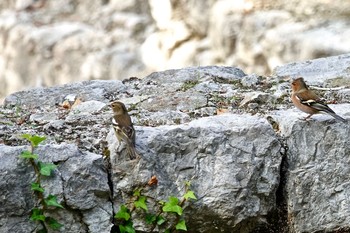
[272,104,350,232]
[0,144,111,233]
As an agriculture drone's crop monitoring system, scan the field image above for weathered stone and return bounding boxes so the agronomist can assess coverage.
[0,143,111,233]
[271,104,350,232]
[108,114,281,232]
[273,53,350,86]
[1,59,350,232]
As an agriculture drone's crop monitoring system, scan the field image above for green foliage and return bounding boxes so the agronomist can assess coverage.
[183,190,197,201]
[31,182,45,193]
[134,196,148,211]
[45,195,64,209]
[163,196,183,215]
[30,208,46,222]
[46,217,64,230]
[21,150,38,159]
[22,134,46,148]
[175,219,187,231]
[114,181,197,232]
[38,162,57,176]
[119,221,135,233]
[20,134,64,231]
[115,205,131,221]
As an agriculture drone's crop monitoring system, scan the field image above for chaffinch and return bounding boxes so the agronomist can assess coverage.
[291,77,346,123]
[110,101,138,159]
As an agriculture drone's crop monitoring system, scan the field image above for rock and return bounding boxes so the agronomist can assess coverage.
[0,143,111,233]
[273,53,350,86]
[240,91,276,107]
[1,60,350,232]
[109,114,282,232]
[271,104,350,232]
[241,74,260,87]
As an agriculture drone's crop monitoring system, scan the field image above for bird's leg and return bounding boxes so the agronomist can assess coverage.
[303,114,313,121]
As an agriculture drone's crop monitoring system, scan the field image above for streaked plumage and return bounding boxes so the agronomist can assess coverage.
[110,101,137,159]
[291,77,346,123]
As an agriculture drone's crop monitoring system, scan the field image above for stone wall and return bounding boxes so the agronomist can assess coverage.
[1,54,350,232]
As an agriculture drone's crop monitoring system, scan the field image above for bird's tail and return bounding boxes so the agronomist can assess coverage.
[126,143,139,160]
[328,112,347,123]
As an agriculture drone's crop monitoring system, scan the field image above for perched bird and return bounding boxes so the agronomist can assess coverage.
[291,77,346,123]
[110,101,138,159]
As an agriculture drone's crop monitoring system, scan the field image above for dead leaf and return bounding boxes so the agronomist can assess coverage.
[148,175,158,186]
[216,108,228,115]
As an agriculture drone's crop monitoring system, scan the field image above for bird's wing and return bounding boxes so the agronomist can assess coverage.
[298,98,336,114]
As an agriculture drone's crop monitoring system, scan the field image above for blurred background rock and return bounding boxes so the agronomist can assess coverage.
[1,0,350,102]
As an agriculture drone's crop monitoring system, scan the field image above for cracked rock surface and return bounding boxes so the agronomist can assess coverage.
[1,55,350,232]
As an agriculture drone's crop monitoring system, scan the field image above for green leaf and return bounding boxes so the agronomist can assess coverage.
[20,150,38,159]
[45,195,64,209]
[115,205,131,221]
[21,134,32,141]
[22,134,46,147]
[183,190,197,201]
[30,208,45,222]
[119,220,135,233]
[162,196,183,216]
[133,189,141,197]
[134,196,148,211]
[164,229,171,233]
[145,214,157,224]
[176,219,187,231]
[156,215,166,225]
[31,182,44,193]
[185,181,191,188]
[38,162,57,176]
[46,217,63,230]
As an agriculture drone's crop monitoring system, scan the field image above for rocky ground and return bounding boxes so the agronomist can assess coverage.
[1,54,350,232]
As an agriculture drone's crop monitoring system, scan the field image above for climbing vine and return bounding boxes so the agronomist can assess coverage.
[20,134,64,232]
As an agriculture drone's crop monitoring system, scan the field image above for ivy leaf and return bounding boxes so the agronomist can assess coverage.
[115,205,131,221]
[45,195,64,209]
[185,181,191,188]
[31,182,44,193]
[164,229,171,233]
[22,134,46,147]
[133,189,141,197]
[38,162,57,176]
[46,217,63,230]
[21,134,32,141]
[145,214,156,224]
[176,219,187,231]
[162,196,183,216]
[156,215,166,225]
[20,150,38,159]
[119,220,135,233]
[183,190,197,201]
[134,196,148,211]
[30,208,45,222]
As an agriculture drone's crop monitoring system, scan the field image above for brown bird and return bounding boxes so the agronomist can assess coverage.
[291,77,346,123]
[110,101,138,159]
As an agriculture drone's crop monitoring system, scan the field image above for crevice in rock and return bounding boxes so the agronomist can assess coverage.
[102,154,118,233]
[257,116,290,232]
[252,136,290,232]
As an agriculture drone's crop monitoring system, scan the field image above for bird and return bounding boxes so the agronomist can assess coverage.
[291,77,346,123]
[110,101,138,159]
